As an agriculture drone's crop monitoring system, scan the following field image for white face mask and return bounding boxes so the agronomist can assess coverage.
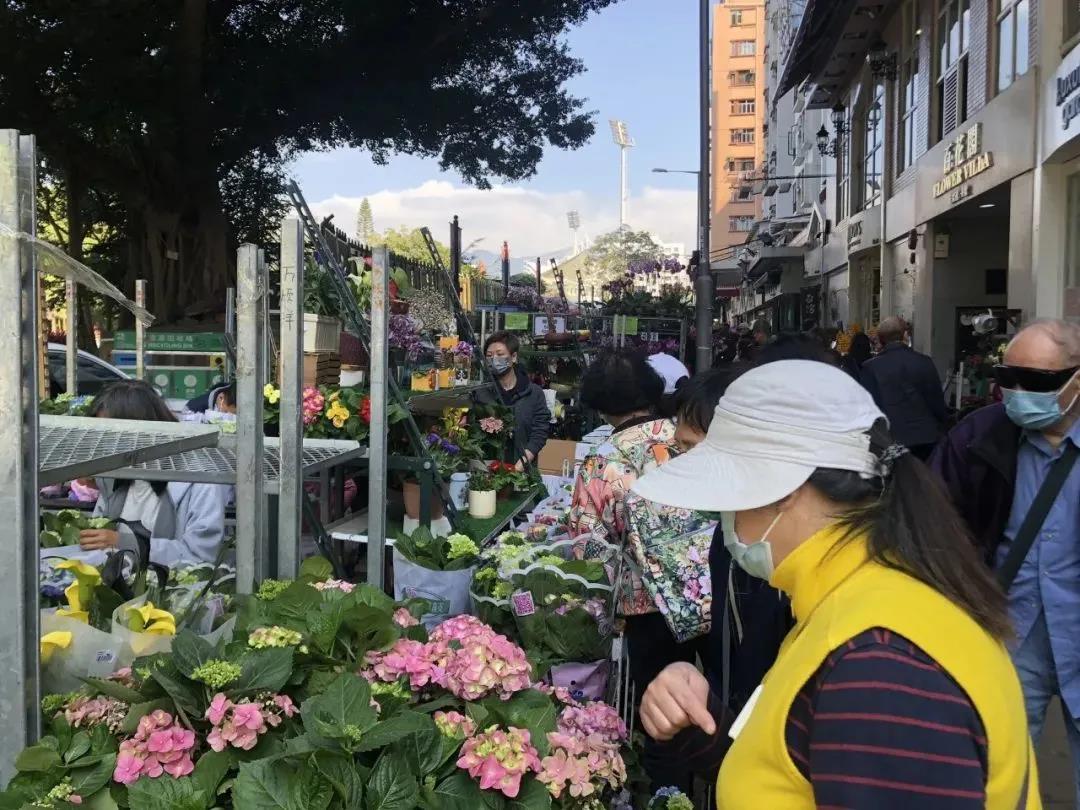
[721,511,782,580]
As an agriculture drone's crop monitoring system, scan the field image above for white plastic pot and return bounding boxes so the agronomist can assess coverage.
[448,472,470,510]
[468,489,497,519]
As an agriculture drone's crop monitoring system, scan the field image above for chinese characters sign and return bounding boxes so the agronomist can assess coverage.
[933,123,994,201]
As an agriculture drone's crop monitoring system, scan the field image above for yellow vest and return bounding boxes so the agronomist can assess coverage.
[717,524,1040,810]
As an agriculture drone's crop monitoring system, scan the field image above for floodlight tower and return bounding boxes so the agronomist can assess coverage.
[609,120,635,229]
[567,210,582,255]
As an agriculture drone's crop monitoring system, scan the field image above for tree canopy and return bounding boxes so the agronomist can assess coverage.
[583,229,663,284]
[0,0,615,320]
[355,199,375,243]
[371,226,450,267]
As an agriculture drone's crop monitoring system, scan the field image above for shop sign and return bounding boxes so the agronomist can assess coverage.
[933,124,994,200]
[801,286,820,325]
[847,221,863,249]
[1058,63,1080,131]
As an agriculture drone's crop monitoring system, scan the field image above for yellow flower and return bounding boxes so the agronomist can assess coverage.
[127,602,177,637]
[40,631,72,664]
[55,559,101,582]
[332,416,346,429]
[264,384,280,404]
[325,402,350,424]
[55,559,103,623]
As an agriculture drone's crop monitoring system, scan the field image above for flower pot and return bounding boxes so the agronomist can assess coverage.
[468,489,497,519]
[403,479,444,521]
[303,313,341,353]
[448,472,470,510]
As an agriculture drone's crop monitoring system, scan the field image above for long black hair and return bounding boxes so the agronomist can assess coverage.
[580,348,664,418]
[91,379,178,423]
[810,419,1010,641]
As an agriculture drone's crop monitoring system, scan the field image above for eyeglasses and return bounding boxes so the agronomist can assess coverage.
[992,365,1079,393]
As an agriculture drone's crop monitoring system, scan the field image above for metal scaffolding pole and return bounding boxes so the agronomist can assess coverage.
[135,280,147,380]
[235,244,267,593]
[367,245,390,589]
[0,130,41,780]
[694,0,715,372]
[65,278,77,394]
[277,218,304,578]
[225,287,236,379]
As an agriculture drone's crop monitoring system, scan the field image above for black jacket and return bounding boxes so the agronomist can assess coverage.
[860,343,947,448]
[472,366,551,463]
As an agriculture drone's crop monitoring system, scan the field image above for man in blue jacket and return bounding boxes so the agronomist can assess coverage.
[860,316,946,460]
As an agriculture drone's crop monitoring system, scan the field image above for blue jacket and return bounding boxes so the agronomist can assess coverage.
[860,343,947,448]
[94,479,229,568]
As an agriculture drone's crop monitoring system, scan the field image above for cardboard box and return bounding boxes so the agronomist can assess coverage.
[538,439,583,477]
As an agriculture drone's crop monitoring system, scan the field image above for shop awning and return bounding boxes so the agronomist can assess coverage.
[776,0,900,107]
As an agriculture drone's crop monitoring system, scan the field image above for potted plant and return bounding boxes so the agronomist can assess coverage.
[302,260,343,353]
[468,470,497,519]
[468,403,514,462]
[392,528,480,628]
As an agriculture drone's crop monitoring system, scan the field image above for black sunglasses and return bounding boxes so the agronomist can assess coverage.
[993,364,1079,393]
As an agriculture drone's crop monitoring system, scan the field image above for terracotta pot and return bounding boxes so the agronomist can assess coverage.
[402,479,444,521]
[469,489,497,519]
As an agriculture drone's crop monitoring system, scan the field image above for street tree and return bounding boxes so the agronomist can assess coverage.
[584,229,663,284]
[0,0,615,319]
[372,226,451,267]
[355,198,376,243]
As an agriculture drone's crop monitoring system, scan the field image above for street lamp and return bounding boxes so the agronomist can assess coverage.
[817,104,848,157]
[610,119,635,229]
[867,39,899,82]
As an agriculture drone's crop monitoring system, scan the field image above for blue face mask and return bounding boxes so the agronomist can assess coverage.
[1002,379,1079,431]
[721,511,782,581]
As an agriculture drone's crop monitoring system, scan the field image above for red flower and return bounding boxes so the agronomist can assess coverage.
[488,461,514,473]
[361,397,372,424]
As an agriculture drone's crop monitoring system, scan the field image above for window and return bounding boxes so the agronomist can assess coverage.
[730,128,756,144]
[729,70,756,86]
[1068,0,1080,42]
[864,83,885,208]
[726,158,756,173]
[996,0,1030,92]
[731,98,756,115]
[730,9,744,25]
[729,186,753,202]
[898,0,922,173]
[1066,173,1080,291]
[729,216,755,232]
[732,40,756,57]
[837,106,852,222]
[935,0,971,140]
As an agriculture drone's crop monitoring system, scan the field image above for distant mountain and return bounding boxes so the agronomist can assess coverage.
[465,247,575,279]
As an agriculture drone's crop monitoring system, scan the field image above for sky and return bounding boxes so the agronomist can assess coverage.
[292,0,701,267]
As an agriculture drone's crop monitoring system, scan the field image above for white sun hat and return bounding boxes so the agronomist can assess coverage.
[631,360,887,512]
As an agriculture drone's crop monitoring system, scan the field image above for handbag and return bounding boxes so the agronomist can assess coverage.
[996,442,1079,590]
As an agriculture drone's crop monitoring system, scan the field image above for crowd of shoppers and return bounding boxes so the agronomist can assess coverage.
[570,316,1080,807]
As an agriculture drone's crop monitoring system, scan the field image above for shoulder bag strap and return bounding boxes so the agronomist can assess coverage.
[997,442,1079,591]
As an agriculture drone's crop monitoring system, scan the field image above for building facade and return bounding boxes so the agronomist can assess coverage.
[711,0,768,256]
[746,0,1076,379]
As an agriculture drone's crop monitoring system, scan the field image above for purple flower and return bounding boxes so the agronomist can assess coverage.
[427,433,440,446]
[441,441,460,455]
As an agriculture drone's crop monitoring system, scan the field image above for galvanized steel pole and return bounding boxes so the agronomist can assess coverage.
[694,0,715,372]
[277,218,304,578]
[135,280,147,380]
[367,246,390,589]
[65,278,77,394]
[235,244,266,593]
[0,130,41,780]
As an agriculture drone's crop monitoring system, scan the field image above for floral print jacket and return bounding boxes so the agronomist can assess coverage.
[568,418,713,631]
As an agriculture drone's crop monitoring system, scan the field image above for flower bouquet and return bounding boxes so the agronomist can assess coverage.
[649,786,695,810]
[468,402,515,461]
[5,558,639,810]
[393,528,480,629]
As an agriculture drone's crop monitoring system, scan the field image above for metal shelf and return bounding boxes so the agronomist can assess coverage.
[404,383,486,412]
[38,415,221,486]
[100,435,366,493]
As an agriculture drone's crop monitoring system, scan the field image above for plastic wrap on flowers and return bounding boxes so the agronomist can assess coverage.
[40,609,133,694]
[392,548,475,630]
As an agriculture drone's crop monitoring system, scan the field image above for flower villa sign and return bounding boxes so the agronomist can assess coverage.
[933,123,994,204]
[1058,61,1080,131]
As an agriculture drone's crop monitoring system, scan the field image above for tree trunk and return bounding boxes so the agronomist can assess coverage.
[64,167,100,354]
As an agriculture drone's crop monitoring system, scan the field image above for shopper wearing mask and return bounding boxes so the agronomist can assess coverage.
[472,331,550,470]
[78,380,231,568]
[932,318,1080,802]
[633,361,1038,809]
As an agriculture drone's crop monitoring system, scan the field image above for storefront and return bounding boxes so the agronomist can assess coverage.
[845,207,882,329]
[1038,43,1080,320]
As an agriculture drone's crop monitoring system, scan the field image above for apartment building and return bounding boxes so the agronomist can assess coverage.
[742,0,1079,378]
[710,0,768,257]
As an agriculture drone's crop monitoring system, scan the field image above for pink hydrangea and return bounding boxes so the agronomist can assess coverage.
[302,387,325,426]
[457,725,540,798]
[536,730,627,799]
[205,693,297,752]
[113,710,195,785]
[556,702,628,743]
[479,417,505,434]
[392,608,419,628]
[310,579,355,593]
[64,696,127,734]
[433,710,477,739]
[362,614,532,701]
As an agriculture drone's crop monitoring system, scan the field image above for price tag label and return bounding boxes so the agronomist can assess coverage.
[511,590,536,617]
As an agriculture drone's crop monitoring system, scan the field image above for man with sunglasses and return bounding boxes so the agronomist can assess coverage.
[932,318,1080,801]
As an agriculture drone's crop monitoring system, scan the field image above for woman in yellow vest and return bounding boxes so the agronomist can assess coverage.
[632,360,1039,809]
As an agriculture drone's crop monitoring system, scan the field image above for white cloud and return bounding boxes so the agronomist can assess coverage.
[310,181,696,260]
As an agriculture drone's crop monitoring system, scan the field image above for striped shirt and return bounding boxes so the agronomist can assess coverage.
[656,628,988,806]
[786,628,988,808]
